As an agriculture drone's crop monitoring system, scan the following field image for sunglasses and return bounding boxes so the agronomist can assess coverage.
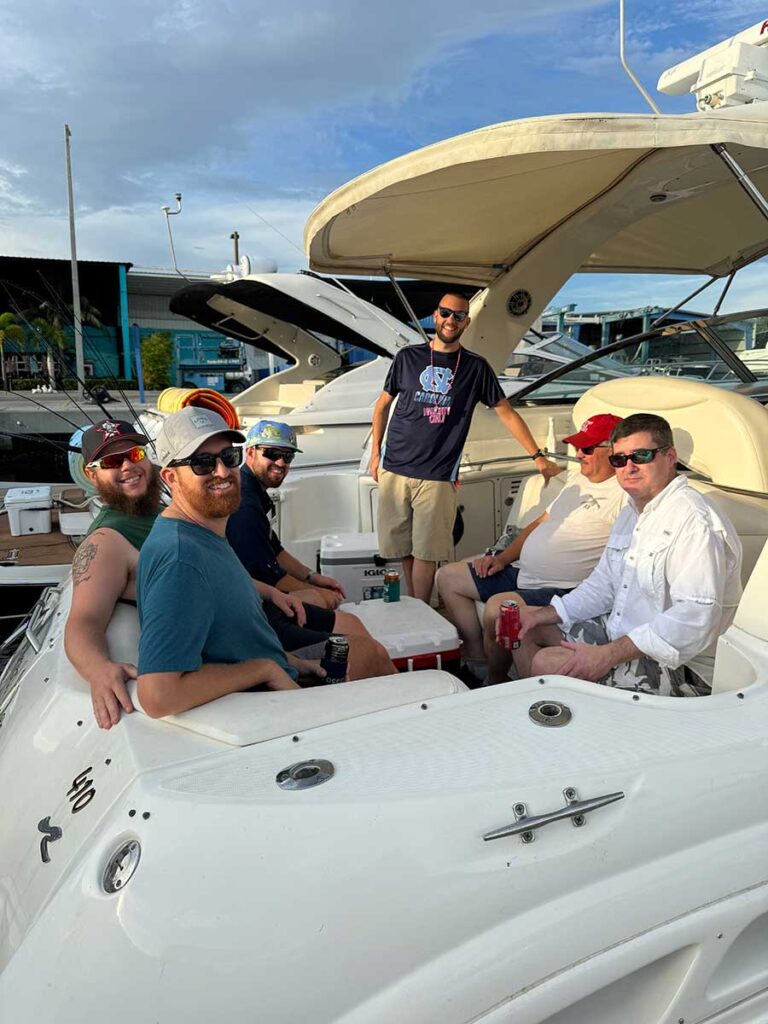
[608,446,669,468]
[170,445,243,476]
[258,446,296,465]
[87,445,147,470]
[437,306,468,323]
[575,444,608,455]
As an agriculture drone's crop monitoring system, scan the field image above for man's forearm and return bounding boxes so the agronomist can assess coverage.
[277,549,313,581]
[64,619,116,684]
[604,636,642,669]
[498,517,542,565]
[371,397,390,457]
[138,658,297,718]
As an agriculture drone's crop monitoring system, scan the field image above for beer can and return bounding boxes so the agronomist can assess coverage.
[383,569,401,603]
[320,634,350,683]
[499,599,521,651]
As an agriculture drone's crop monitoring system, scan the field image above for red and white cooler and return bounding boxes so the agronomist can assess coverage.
[338,595,460,673]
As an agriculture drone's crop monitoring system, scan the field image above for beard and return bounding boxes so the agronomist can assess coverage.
[177,472,242,519]
[96,465,163,517]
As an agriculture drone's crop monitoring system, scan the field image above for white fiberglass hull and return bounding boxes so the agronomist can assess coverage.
[1,581,768,1023]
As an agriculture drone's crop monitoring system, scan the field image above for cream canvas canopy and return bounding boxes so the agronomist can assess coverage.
[305,106,768,286]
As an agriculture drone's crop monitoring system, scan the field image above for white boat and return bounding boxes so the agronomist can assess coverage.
[157,272,607,472]
[4,19,768,1024]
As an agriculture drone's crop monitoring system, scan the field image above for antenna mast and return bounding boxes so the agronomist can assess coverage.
[64,125,86,400]
[619,0,661,114]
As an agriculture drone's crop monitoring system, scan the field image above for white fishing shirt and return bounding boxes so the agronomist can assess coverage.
[551,475,743,684]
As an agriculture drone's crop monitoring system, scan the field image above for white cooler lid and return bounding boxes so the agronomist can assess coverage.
[4,485,53,508]
[321,531,381,561]
[339,596,459,657]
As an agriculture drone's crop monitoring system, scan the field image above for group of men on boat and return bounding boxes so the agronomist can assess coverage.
[64,291,743,728]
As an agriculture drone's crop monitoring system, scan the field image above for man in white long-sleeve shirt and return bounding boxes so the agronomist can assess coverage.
[516,413,742,696]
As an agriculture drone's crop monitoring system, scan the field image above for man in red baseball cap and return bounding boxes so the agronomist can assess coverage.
[437,413,625,684]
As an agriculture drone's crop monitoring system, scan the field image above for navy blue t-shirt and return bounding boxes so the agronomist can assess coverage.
[382,343,504,481]
[226,465,285,587]
[137,516,296,681]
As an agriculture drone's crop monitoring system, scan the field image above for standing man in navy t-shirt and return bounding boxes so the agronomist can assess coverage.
[370,292,560,602]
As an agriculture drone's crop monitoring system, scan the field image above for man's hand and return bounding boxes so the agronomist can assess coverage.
[311,573,346,600]
[91,662,137,730]
[370,452,380,482]
[289,657,327,683]
[472,554,505,578]
[557,640,614,682]
[535,456,562,481]
[517,604,558,642]
[268,588,307,627]
[263,662,302,690]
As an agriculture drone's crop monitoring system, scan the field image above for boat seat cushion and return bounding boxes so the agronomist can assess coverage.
[106,602,466,746]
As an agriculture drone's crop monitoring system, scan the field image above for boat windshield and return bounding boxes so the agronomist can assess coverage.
[503,332,629,382]
[511,310,768,405]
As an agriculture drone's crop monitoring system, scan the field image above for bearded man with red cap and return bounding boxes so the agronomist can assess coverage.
[437,413,626,684]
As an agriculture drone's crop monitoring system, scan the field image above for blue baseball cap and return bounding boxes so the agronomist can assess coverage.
[244,419,302,452]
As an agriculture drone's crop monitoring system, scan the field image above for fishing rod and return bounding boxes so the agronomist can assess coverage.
[0,279,101,424]
[35,270,146,430]
[3,289,110,422]
[0,427,80,454]
[0,389,83,432]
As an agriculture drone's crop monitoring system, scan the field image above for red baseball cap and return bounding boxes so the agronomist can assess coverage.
[562,413,623,449]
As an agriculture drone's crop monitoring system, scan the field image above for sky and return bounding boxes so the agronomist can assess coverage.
[2,0,768,315]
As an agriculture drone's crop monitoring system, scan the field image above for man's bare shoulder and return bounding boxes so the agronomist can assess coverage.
[72,528,139,587]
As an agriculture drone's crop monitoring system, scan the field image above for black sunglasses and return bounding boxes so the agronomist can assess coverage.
[608,446,669,468]
[258,446,296,465]
[170,445,243,476]
[575,444,608,456]
[437,305,468,323]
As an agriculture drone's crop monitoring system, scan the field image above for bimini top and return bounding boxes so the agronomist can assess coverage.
[305,106,768,286]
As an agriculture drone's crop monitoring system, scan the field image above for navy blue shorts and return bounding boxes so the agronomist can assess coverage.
[468,563,572,606]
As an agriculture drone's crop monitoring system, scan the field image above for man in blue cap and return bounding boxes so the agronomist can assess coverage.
[227,419,346,609]
[226,420,393,674]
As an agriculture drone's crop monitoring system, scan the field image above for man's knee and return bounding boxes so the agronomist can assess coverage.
[348,636,395,679]
[334,610,368,636]
[531,646,568,675]
[436,559,477,600]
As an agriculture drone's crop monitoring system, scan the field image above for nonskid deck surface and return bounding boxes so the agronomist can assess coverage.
[0,487,85,569]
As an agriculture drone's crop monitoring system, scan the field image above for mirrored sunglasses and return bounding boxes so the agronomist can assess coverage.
[258,446,296,465]
[171,445,243,476]
[88,445,147,470]
[608,446,669,468]
[437,305,468,323]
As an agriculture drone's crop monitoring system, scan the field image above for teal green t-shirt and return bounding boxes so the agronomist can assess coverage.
[137,516,296,680]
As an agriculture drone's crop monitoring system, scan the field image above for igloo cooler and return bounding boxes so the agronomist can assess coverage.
[320,531,405,604]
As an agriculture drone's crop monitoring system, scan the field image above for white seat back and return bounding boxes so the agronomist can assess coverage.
[504,471,566,532]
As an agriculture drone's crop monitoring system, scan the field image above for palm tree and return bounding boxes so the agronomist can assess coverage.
[0,312,26,389]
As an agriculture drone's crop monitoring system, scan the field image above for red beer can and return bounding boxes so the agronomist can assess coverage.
[499,599,521,651]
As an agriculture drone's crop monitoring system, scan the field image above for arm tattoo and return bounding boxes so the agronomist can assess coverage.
[72,540,98,586]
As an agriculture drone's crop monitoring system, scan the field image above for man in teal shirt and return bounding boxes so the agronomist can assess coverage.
[137,407,300,717]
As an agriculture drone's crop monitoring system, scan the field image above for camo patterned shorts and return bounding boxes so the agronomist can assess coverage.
[565,616,711,698]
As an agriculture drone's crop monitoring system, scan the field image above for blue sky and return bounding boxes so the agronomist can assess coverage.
[1,0,767,315]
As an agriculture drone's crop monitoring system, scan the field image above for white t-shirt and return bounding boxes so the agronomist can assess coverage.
[517,472,626,589]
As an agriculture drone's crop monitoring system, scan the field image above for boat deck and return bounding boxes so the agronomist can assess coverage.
[0,487,88,572]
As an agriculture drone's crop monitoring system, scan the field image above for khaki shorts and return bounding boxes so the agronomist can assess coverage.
[377,469,456,563]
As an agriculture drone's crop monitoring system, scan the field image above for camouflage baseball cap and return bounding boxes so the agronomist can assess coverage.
[244,419,302,452]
